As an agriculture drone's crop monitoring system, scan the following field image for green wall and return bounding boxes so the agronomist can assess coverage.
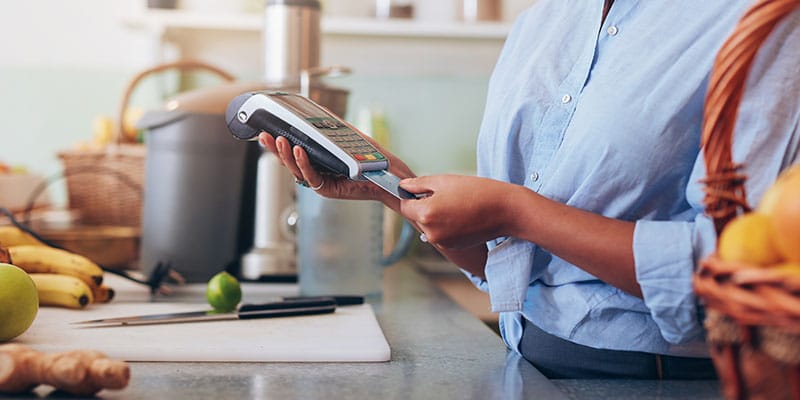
[339,74,488,174]
[0,67,489,204]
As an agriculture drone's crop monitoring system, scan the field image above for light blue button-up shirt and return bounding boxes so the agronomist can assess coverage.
[471,1,800,356]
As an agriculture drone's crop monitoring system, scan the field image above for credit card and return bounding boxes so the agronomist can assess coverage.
[362,170,422,200]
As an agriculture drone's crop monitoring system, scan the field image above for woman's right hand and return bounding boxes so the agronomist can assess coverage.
[258,132,415,204]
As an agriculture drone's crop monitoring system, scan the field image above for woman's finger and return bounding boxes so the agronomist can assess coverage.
[398,191,431,223]
[293,146,325,189]
[399,176,434,194]
[274,137,304,180]
[258,132,277,153]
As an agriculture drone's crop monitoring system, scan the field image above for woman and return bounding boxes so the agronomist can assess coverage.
[261,0,800,378]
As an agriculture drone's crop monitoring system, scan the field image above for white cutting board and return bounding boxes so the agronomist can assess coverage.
[18,303,390,362]
[16,274,390,362]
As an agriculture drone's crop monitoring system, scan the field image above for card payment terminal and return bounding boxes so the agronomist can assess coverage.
[226,91,418,200]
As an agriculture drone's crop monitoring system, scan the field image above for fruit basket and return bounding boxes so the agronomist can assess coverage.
[692,0,800,399]
[58,145,146,227]
[58,60,235,227]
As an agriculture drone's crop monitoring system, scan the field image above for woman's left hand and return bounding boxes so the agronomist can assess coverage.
[259,132,414,203]
[398,174,519,249]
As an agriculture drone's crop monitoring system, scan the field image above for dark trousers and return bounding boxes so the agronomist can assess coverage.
[520,319,717,380]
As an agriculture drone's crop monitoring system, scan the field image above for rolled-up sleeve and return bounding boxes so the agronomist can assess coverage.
[633,213,717,344]
[635,9,800,345]
[463,270,490,293]
[461,237,536,314]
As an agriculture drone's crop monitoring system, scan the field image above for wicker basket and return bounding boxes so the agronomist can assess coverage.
[58,145,146,227]
[693,0,800,399]
[58,60,235,227]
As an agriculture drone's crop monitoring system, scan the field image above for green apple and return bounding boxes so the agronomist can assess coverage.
[0,263,39,341]
[206,271,242,313]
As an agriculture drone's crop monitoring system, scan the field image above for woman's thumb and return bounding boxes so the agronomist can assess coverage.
[399,176,432,194]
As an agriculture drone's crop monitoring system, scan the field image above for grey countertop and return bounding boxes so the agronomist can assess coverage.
[24,261,723,399]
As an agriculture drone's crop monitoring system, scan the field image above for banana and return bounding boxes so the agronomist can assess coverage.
[29,273,94,309]
[92,285,115,303]
[0,226,44,247]
[8,245,103,289]
[0,245,10,264]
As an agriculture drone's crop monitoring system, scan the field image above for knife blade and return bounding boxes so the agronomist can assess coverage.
[73,297,341,327]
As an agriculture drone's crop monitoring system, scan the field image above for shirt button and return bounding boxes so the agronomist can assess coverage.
[607,25,619,36]
[530,171,539,182]
[561,94,572,104]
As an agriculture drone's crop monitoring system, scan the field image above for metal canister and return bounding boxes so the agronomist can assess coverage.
[263,0,321,86]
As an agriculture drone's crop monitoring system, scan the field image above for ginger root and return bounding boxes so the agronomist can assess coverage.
[0,344,130,396]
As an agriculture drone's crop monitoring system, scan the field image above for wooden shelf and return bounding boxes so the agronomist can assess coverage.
[324,16,510,39]
[122,9,511,40]
[122,9,262,32]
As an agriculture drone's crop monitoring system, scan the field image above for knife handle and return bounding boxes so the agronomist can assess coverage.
[238,297,337,319]
[282,295,364,306]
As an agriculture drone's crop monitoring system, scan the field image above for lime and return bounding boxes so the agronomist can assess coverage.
[0,263,39,341]
[206,271,242,312]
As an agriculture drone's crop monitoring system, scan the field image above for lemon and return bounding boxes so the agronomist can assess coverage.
[718,213,783,266]
[0,263,39,341]
[92,115,114,146]
[206,271,242,312]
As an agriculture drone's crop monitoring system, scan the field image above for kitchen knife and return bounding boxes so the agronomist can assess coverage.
[280,295,364,306]
[73,297,342,327]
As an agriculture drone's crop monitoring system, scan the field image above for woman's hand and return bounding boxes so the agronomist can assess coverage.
[400,174,642,296]
[398,174,519,249]
[258,132,415,203]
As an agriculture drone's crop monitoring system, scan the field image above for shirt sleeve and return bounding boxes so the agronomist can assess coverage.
[634,9,800,344]
[461,238,508,295]
[463,270,490,293]
[633,217,714,344]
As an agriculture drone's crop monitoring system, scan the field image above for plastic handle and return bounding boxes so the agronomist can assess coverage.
[225,93,351,176]
[249,109,350,176]
[238,297,337,319]
[281,295,365,306]
[119,59,236,143]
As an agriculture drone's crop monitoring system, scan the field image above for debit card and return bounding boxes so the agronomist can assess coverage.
[362,170,422,200]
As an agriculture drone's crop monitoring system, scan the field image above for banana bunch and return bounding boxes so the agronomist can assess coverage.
[0,225,44,247]
[0,226,115,309]
[28,273,95,309]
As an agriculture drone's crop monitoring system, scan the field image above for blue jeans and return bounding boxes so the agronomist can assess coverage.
[520,319,717,379]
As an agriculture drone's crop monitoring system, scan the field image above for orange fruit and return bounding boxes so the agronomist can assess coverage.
[771,180,800,262]
[772,262,800,273]
[760,164,800,262]
[718,213,783,266]
[758,164,800,214]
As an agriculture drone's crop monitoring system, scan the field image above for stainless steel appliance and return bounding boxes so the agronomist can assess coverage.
[137,82,264,283]
[138,0,350,282]
[240,0,352,281]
